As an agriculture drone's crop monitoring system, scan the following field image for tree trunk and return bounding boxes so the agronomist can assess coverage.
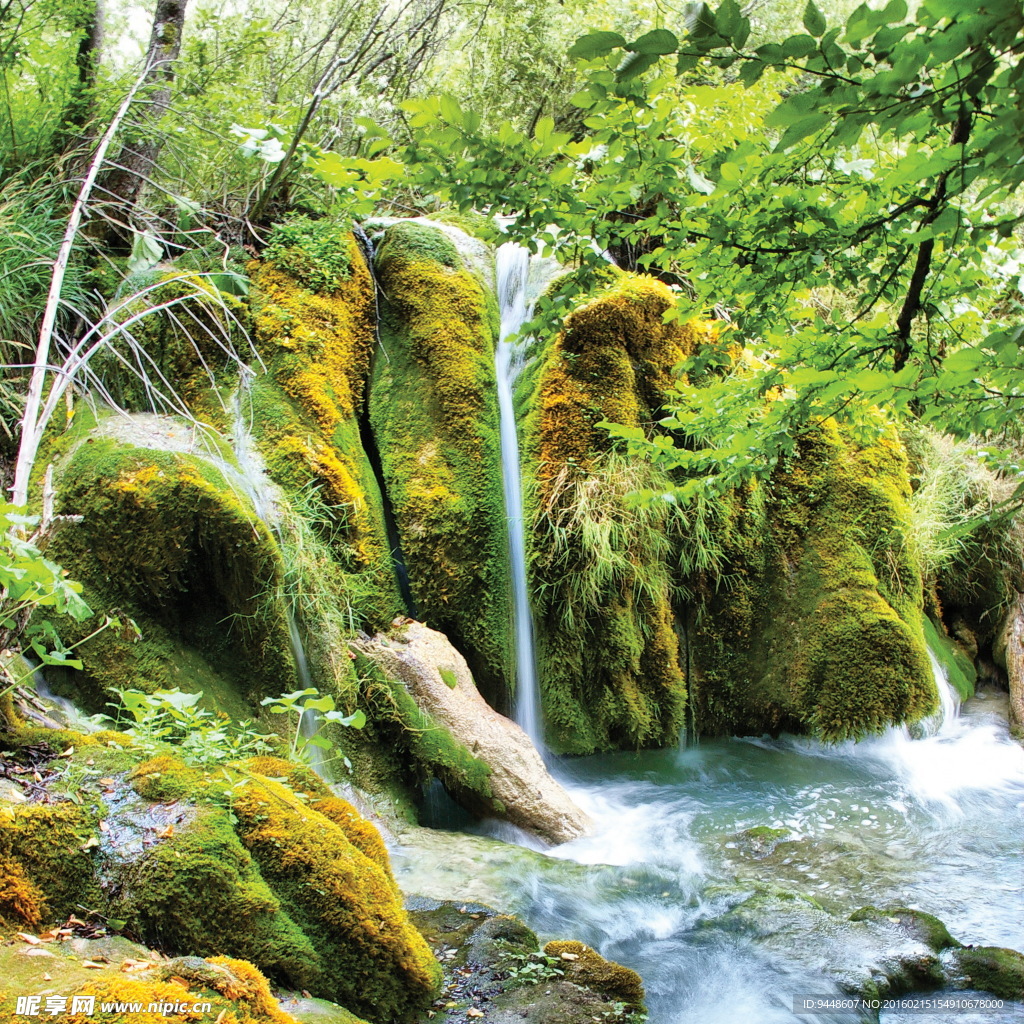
[98,0,188,224]
[56,0,105,150]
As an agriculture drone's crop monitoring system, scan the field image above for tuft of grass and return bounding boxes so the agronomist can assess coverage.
[534,452,726,632]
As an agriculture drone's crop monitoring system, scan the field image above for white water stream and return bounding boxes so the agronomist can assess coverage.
[494,241,562,748]
[230,373,327,777]
[410,656,1024,1023]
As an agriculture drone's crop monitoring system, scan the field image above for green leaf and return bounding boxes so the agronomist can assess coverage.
[803,0,827,36]
[629,29,679,55]
[715,0,742,37]
[568,31,626,58]
[615,51,661,81]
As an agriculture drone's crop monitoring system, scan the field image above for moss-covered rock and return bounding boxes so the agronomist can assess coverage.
[948,946,1024,1001]
[370,220,512,708]
[520,273,712,753]
[691,418,935,741]
[231,770,441,1020]
[0,733,440,1024]
[543,940,645,1010]
[0,942,311,1024]
[849,906,962,953]
[109,780,319,986]
[47,432,294,713]
[0,802,102,928]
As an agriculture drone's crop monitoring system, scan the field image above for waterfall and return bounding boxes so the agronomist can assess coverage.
[230,372,327,777]
[495,242,543,746]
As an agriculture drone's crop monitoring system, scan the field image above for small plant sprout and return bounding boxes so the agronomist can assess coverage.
[260,687,366,764]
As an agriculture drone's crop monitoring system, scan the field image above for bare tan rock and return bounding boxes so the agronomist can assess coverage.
[352,622,592,845]
[994,592,1024,736]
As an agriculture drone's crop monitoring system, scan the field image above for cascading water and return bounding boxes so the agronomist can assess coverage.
[397,644,1024,1023]
[231,372,327,777]
[495,241,543,746]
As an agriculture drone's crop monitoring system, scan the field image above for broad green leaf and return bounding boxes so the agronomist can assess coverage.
[568,31,626,58]
[803,0,827,37]
[615,51,662,81]
[628,29,679,55]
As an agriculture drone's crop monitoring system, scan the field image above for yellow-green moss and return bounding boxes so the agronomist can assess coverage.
[691,419,935,740]
[309,797,394,881]
[520,275,699,753]
[0,857,45,927]
[370,221,512,707]
[232,773,441,1022]
[543,940,645,1011]
[108,790,320,988]
[247,244,400,623]
[0,803,102,927]
[0,956,304,1024]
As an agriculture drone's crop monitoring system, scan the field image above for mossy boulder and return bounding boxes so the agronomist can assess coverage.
[352,621,591,845]
[230,770,441,1020]
[520,273,710,753]
[370,220,513,709]
[0,802,103,929]
[849,906,962,953]
[543,940,645,1010]
[948,946,1024,1001]
[0,738,439,1024]
[248,233,396,599]
[47,430,294,712]
[691,418,935,741]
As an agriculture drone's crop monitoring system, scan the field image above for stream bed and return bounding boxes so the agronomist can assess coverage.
[404,687,1024,1023]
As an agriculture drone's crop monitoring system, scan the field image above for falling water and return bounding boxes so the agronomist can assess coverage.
[231,372,328,778]
[495,242,543,746]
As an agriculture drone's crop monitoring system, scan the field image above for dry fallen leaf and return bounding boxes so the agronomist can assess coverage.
[156,823,174,839]
[99,820,109,832]
[16,932,40,945]
[42,973,51,981]
[60,746,74,757]
[467,1009,485,1018]
[559,952,580,961]
[82,960,107,969]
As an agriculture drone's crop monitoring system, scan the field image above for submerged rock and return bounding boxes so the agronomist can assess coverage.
[353,621,591,845]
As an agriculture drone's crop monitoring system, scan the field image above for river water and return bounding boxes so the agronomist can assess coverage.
[411,674,1024,1023]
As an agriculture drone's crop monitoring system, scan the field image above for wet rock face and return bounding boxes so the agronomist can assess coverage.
[409,898,644,1024]
[352,621,592,845]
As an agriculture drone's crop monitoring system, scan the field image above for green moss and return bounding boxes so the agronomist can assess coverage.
[108,795,320,990]
[849,906,962,952]
[0,802,103,926]
[248,246,402,633]
[519,275,705,753]
[48,437,294,710]
[0,952,308,1024]
[951,946,1024,1000]
[374,220,460,270]
[425,210,502,244]
[232,772,442,1022]
[922,616,976,702]
[356,653,494,811]
[542,940,645,1011]
[691,419,935,741]
[370,220,512,707]
[264,216,353,293]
